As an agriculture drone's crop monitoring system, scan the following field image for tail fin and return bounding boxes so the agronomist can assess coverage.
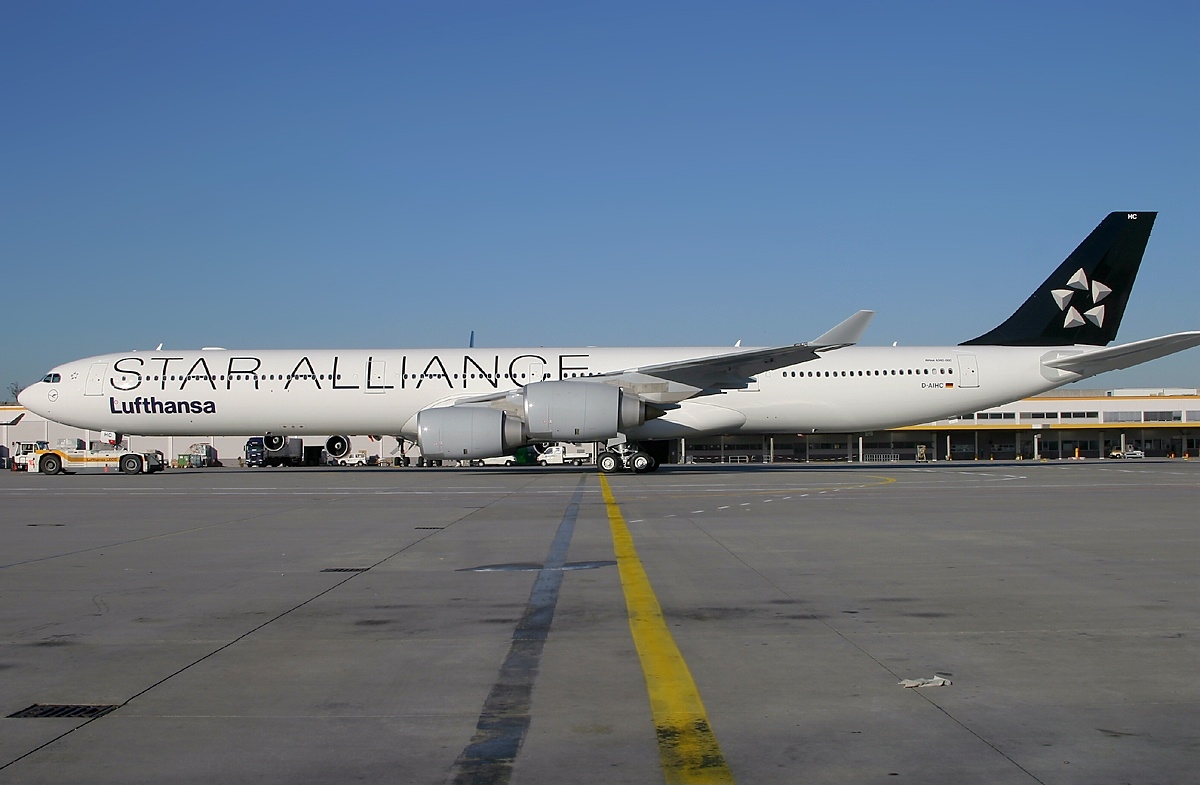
[961,212,1156,346]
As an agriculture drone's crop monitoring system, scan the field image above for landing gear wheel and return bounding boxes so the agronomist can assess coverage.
[39,454,62,475]
[631,451,653,473]
[597,451,621,473]
[120,455,143,475]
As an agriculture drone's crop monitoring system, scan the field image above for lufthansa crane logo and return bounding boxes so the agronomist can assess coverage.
[1051,268,1111,329]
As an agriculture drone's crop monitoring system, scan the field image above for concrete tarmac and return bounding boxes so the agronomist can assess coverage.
[1,461,1197,784]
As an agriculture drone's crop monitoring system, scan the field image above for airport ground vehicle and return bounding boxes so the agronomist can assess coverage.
[536,444,591,466]
[468,446,539,467]
[332,450,374,467]
[181,443,220,467]
[469,455,516,466]
[1109,448,1145,459]
[244,437,266,467]
[15,439,164,475]
[9,441,49,471]
[261,436,305,466]
[245,436,325,466]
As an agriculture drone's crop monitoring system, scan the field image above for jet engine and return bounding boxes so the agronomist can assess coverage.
[415,382,653,461]
[522,381,647,441]
[263,434,287,452]
[325,435,351,459]
[416,407,525,461]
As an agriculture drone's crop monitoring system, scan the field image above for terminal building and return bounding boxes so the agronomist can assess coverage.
[677,388,1200,464]
[4,388,1199,468]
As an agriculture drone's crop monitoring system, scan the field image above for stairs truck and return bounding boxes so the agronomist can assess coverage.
[16,439,165,475]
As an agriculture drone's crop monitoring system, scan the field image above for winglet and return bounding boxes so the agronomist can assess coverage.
[810,310,875,347]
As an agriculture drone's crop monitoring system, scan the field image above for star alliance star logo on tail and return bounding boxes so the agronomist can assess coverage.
[1051,268,1111,329]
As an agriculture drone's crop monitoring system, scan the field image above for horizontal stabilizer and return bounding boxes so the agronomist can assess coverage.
[1043,332,1200,377]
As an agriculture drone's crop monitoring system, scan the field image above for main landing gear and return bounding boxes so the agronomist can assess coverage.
[596,444,659,474]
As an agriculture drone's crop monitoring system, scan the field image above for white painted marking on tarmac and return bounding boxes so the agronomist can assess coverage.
[717,506,730,510]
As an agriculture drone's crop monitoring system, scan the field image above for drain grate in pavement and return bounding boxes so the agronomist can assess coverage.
[8,704,119,719]
[321,568,368,573]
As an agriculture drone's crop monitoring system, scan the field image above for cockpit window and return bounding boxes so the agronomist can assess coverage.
[42,373,62,383]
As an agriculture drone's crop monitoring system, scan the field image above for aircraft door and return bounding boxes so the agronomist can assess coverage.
[957,354,980,388]
[526,360,545,384]
[85,363,106,396]
[367,357,388,392]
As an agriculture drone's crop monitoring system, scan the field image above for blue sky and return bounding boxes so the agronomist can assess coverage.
[3,1,1197,395]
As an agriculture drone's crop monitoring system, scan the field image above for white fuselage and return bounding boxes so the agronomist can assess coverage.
[20,345,1081,440]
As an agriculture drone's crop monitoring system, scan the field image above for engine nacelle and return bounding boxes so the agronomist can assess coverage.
[263,434,287,452]
[523,381,646,441]
[325,435,352,459]
[416,407,525,461]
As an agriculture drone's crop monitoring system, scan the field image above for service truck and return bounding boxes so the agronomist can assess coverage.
[536,444,592,466]
[16,439,165,475]
[247,437,317,467]
[266,438,305,466]
[244,437,266,467]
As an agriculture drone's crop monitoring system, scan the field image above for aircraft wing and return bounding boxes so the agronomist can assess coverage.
[447,311,874,407]
[1043,332,1200,378]
[606,310,875,391]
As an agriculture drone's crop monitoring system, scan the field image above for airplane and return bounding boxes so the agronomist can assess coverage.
[19,211,1200,474]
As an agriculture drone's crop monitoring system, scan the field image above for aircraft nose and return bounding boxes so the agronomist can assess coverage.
[17,377,50,414]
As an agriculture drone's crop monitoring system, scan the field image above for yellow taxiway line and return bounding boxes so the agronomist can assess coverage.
[600,474,735,784]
